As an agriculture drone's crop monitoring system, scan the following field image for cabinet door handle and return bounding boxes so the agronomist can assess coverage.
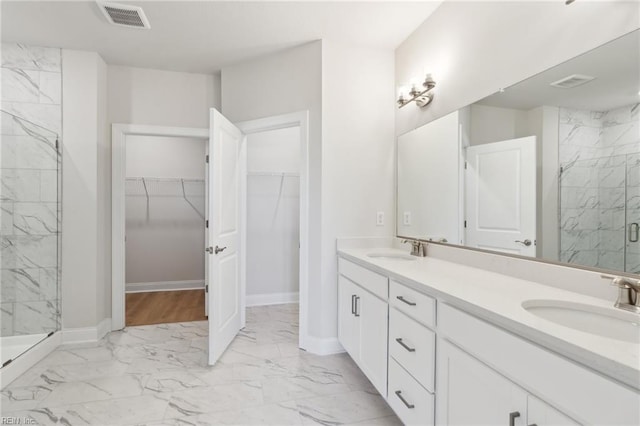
[351,294,356,315]
[395,338,416,352]
[509,411,520,426]
[394,390,415,409]
[528,424,538,426]
[354,296,360,317]
[396,295,416,306]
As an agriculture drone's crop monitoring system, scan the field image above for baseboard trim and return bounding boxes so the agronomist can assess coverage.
[62,317,112,344]
[126,280,204,293]
[302,336,344,356]
[246,292,299,307]
[0,331,61,389]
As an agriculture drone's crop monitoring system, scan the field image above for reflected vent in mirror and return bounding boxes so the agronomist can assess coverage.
[550,74,595,89]
[98,1,151,29]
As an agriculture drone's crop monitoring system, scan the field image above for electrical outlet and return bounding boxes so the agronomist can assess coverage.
[376,211,384,226]
[403,211,411,226]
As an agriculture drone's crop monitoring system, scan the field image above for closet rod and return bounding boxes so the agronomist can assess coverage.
[247,172,300,177]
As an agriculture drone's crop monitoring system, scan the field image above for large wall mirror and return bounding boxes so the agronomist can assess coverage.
[397,29,640,275]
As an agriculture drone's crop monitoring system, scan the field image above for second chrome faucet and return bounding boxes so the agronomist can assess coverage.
[402,239,426,257]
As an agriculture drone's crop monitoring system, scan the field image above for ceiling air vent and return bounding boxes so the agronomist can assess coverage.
[550,74,595,89]
[98,1,151,29]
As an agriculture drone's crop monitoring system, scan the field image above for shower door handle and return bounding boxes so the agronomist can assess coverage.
[629,223,639,243]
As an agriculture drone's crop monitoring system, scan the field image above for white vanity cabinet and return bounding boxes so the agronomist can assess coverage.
[336,254,640,426]
[437,303,638,426]
[337,259,389,398]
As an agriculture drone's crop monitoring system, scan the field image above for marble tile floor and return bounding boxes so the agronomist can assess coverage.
[1,304,401,425]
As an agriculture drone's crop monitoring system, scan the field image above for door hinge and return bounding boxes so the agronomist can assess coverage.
[205,284,209,293]
[206,155,209,163]
[55,138,59,151]
[464,161,467,170]
[205,219,209,228]
[464,220,467,228]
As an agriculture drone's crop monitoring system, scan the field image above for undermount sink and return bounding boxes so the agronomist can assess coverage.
[367,252,416,261]
[522,299,640,344]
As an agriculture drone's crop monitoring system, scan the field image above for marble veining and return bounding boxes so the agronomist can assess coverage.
[559,104,640,273]
[1,304,399,425]
[1,43,61,343]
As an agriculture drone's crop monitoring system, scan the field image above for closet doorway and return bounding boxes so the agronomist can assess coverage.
[123,134,209,326]
[236,111,310,351]
[112,125,209,330]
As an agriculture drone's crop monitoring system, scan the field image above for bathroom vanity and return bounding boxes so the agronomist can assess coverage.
[337,248,640,426]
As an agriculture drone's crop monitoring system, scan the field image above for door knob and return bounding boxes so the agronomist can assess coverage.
[515,239,532,247]
[214,245,227,254]
[205,247,213,253]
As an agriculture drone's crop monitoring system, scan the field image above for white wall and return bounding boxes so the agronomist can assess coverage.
[221,40,395,345]
[247,127,300,301]
[125,136,206,286]
[396,1,640,136]
[108,65,220,128]
[61,50,108,329]
[320,40,395,341]
[220,41,324,339]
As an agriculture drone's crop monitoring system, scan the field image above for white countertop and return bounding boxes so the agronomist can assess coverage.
[338,247,640,391]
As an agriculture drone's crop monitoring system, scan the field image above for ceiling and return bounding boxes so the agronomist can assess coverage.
[477,29,640,112]
[1,1,442,74]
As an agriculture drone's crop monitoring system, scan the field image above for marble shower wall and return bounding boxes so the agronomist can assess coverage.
[559,104,640,272]
[1,44,62,338]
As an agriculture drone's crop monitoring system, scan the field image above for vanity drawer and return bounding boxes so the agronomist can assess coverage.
[390,280,436,327]
[388,358,435,426]
[389,307,435,392]
[338,258,388,300]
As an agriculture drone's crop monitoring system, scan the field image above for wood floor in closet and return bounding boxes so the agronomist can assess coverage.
[126,289,207,326]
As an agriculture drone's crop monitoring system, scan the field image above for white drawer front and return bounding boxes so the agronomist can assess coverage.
[388,358,435,426]
[390,280,435,327]
[338,258,388,300]
[389,308,435,392]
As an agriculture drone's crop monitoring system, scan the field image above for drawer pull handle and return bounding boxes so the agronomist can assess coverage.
[394,390,415,409]
[351,294,356,315]
[528,424,537,426]
[354,296,360,317]
[395,338,416,352]
[396,295,416,306]
[509,411,520,426]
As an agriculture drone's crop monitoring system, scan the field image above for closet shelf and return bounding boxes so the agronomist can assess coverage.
[125,177,205,220]
[247,172,300,177]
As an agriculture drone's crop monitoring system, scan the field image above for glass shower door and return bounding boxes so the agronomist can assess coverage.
[625,153,640,274]
[0,110,61,366]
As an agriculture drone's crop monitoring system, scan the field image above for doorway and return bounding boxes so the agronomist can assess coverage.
[123,134,208,326]
[112,125,209,331]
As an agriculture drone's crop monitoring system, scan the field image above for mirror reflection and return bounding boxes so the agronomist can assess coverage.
[397,29,640,274]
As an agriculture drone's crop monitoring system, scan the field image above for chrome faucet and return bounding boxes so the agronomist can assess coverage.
[603,275,640,314]
[402,239,426,257]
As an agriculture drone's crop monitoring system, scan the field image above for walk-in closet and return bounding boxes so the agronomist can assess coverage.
[124,134,207,326]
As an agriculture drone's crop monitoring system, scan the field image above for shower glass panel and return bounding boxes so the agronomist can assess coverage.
[560,153,638,273]
[625,153,640,274]
[0,110,61,366]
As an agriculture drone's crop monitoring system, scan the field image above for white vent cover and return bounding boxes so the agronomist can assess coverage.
[550,74,595,89]
[97,1,150,29]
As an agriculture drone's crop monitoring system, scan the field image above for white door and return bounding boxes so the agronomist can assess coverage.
[337,276,359,360]
[465,136,536,256]
[357,289,388,398]
[436,339,527,426]
[208,109,246,365]
[204,142,210,316]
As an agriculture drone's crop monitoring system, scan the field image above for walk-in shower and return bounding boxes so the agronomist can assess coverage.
[0,110,61,367]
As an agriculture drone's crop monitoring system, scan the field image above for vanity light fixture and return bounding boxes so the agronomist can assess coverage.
[397,74,436,108]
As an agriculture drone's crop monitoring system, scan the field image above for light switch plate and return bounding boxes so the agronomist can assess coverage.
[403,211,411,226]
[376,211,384,226]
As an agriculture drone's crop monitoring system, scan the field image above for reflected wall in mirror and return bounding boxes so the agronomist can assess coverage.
[397,29,640,275]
